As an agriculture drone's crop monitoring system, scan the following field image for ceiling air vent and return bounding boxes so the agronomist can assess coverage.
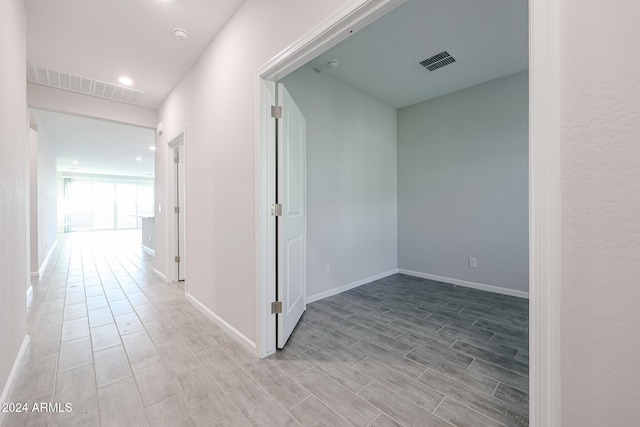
[419,51,457,72]
[29,64,144,105]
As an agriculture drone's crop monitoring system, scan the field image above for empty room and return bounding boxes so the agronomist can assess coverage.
[263,0,530,424]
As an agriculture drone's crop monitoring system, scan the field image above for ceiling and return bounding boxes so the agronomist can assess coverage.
[25,0,246,109]
[25,0,527,178]
[308,0,528,108]
[33,109,155,177]
[26,0,245,178]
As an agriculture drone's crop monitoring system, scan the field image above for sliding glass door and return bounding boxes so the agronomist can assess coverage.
[64,179,154,232]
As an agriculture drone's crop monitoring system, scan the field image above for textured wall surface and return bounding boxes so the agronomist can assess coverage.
[398,71,529,293]
[156,0,365,343]
[0,0,28,402]
[282,66,398,300]
[560,1,640,425]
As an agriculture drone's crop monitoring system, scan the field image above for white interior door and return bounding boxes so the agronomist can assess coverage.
[169,134,186,282]
[176,144,186,281]
[277,83,306,348]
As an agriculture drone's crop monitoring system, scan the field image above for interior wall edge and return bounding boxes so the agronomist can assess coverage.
[306,268,399,304]
[185,292,256,353]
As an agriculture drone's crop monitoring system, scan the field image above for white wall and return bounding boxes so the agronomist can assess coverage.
[29,128,39,274]
[560,1,640,425]
[281,66,397,301]
[29,126,58,274]
[0,0,28,406]
[155,0,363,343]
[397,71,529,294]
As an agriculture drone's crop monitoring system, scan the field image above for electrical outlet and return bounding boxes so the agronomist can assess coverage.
[325,263,331,274]
[469,257,477,268]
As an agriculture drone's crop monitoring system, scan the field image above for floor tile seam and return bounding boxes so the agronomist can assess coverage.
[291,370,376,427]
[451,344,530,374]
[416,362,501,402]
[354,357,444,412]
[356,379,451,426]
[472,318,530,336]
[448,337,522,360]
[492,383,529,408]
[435,395,509,427]
[467,358,529,384]
[417,366,528,419]
[227,377,303,425]
[352,358,444,408]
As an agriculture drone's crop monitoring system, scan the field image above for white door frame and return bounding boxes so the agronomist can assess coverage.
[167,128,187,286]
[255,0,561,425]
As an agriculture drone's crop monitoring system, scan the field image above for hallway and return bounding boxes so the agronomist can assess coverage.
[3,231,528,427]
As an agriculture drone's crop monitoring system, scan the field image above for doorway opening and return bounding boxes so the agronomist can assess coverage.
[28,108,156,279]
[257,0,561,424]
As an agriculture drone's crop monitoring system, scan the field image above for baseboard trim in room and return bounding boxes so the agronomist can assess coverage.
[306,268,399,304]
[0,335,30,426]
[37,240,58,278]
[141,245,155,256]
[153,268,169,283]
[185,292,256,353]
[398,268,529,299]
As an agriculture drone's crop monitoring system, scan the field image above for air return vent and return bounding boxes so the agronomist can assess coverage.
[29,64,144,105]
[419,51,457,72]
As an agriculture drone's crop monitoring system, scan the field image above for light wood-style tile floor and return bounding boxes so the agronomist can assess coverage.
[2,231,529,426]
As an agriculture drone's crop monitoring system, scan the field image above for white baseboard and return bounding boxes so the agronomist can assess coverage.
[398,269,529,299]
[141,245,155,256]
[185,292,256,353]
[306,268,399,304]
[153,268,169,283]
[38,240,58,277]
[0,335,30,426]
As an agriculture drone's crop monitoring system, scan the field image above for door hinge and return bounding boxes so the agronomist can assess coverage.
[174,206,180,213]
[271,301,283,314]
[175,256,181,263]
[271,105,282,119]
[271,203,283,216]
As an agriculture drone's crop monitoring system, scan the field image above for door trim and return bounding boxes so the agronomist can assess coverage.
[167,128,187,286]
[255,0,561,424]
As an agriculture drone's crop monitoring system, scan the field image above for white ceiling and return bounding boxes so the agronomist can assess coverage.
[25,0,526,178]
[26,0,244,177]
[25,0,246,109]
[33,109,155,177]
[308,0,528,108]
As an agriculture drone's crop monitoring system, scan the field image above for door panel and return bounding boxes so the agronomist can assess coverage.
[277,83,306,348]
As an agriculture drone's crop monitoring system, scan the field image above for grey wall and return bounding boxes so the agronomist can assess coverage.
[0,0,28,405]
[397,71,529,294]
[282,66,398,300]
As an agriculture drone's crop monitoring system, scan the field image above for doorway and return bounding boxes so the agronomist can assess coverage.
[256,0,561,424]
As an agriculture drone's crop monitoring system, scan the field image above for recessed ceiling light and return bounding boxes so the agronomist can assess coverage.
[71,160,79,165]
[173,28,189,41]
[148,146,156,151]
[135,157,142,162]
[118,76,133,86]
